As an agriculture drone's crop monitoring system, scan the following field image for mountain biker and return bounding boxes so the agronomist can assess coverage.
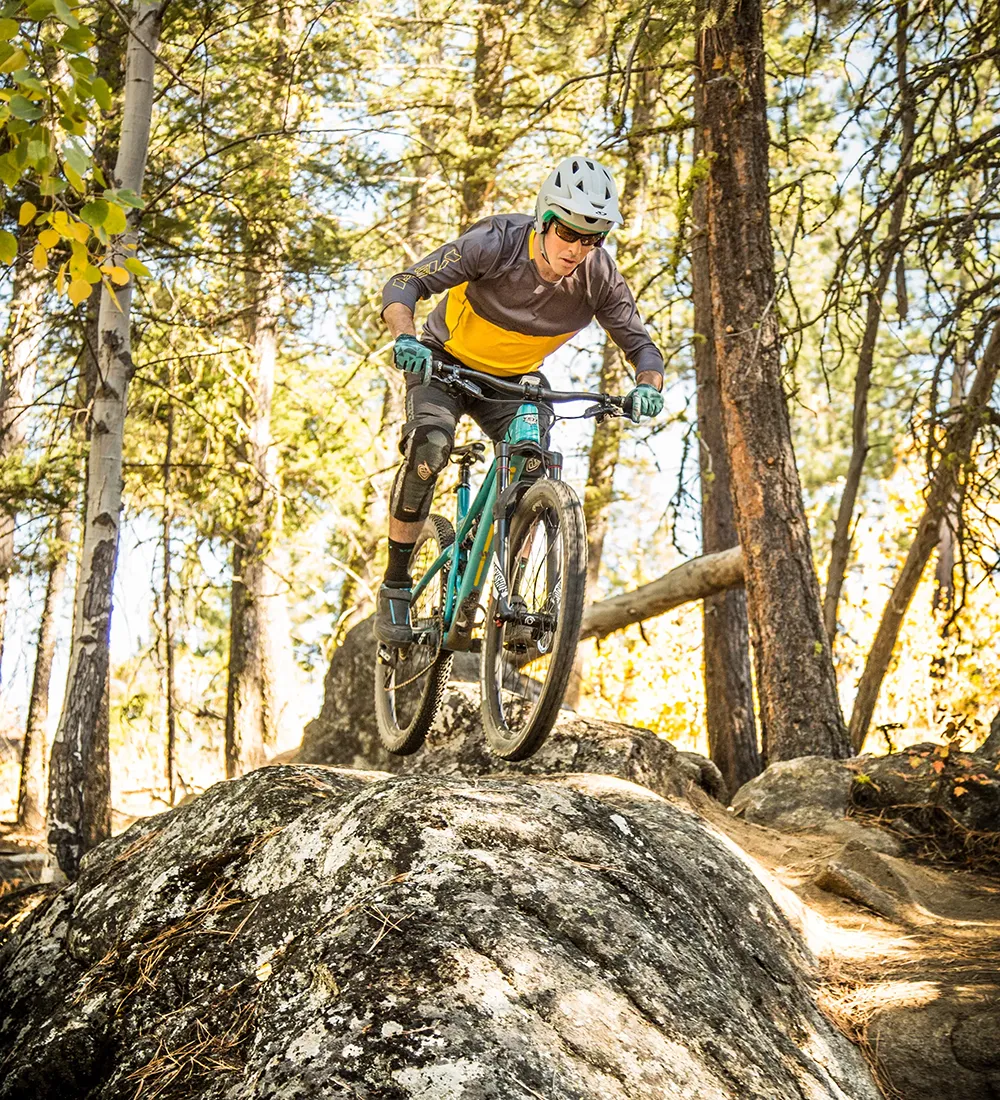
[374,155,666,645]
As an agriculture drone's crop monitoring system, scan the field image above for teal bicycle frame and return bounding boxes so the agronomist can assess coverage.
[410,400,551,653]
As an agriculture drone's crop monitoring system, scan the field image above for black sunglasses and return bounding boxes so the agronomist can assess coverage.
[550,218,607,248]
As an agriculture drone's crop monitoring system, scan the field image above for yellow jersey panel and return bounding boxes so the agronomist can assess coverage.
[443,281,575,377]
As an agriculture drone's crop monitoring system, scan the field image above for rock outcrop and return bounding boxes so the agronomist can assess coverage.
[731,742,1000,865]
[0,765,880,1099]
[300,618,725,802]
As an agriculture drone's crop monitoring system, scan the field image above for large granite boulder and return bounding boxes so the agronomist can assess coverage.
[300,617,725,802]
[0,765,880,1099]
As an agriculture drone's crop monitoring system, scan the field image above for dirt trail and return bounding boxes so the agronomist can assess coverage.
[698,794,1000,1098]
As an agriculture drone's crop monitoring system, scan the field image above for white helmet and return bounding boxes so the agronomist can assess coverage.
[535,155,623,237]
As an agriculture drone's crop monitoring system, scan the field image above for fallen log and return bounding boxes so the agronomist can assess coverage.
[580,545,744,641]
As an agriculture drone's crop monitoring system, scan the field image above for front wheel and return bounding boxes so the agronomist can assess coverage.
[375,514,455,755]
[481,479,587,760]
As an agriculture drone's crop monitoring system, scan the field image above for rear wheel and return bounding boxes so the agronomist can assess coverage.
[375,515,454,755]
[481,479,586,760]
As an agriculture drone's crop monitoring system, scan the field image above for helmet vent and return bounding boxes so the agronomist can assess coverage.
[586,159,594,170]
[605,187,611,199]
[575,180,585,191]
[571,160,579,172]
[555,172,562,187]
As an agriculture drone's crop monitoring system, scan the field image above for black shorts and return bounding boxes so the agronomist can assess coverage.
[400,359,554,453]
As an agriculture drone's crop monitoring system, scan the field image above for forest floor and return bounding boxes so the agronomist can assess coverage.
[699,795,1000,1097]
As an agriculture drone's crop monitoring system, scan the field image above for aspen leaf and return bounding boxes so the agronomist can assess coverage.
[60,26,93,52]
[52,0,79,27]
[108,264,129,285]
[68,220,89,243]
[31,242,46,270]
[67,55,94,78]
[12,68,44,93]
[91,76,112,112]
[124,256,150,277]
[0,18,18,40]
[953,786,967,797]
[52,210,69,231]
[56,260,66,293]
[18,200,36,225]
[82,262,101,284]
[9,94,42,121]
[908,755,922,769]
[103,280,121,312]
[110,187,145,209]
[103,202,126,235]
[67,276,90,304]
[0,154,18,188]
[0,48,27,73]
[931,759,945,775]
[256,961,272,982]
[64,162,84,193]
[62,137,89,176]
[0,230,16,264]
[80,199,108,227]
[38,227,59,249]
[24,0,55,19]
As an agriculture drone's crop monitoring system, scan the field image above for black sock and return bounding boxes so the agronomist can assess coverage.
[385,539,415,586]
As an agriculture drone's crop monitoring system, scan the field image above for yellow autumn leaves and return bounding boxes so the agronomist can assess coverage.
[4,199,150,306]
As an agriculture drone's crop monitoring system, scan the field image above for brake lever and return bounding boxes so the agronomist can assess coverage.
[584,402,624,424]
[452,377,485,398]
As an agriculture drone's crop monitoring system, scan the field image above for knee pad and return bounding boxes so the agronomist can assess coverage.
[390,427,452,522]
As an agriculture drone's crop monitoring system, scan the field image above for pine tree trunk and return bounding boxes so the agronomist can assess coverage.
[0,249,44,677]
[692,96,760,792]
[697,0,849,761]
[17,512,72,833]
[225,265,282,777]
[849,320,1000,751]
[162,395,177,805]
[48,0,164,879]
[459,0,508,231]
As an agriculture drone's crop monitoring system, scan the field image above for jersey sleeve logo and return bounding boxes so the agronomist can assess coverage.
[411,247,461,280]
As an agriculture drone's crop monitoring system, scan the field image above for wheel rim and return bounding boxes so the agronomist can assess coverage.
[490,503,562,738]
[383,536,443,730]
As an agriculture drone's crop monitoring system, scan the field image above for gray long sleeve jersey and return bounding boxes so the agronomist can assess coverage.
[381,213,664,379]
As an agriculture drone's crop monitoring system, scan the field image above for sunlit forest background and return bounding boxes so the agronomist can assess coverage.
[0,0,997,821]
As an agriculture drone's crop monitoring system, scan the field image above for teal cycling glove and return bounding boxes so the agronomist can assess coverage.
[393,334,433,385]
[625,383,664,423]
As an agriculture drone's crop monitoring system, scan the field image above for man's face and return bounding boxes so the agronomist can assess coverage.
[542,221,594,275]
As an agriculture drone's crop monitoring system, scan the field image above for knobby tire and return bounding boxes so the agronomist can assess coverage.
[481,479,587,760]
[375,514,454,755]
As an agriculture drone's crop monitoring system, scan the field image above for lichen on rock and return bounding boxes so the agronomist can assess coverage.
[0,765,880,1099]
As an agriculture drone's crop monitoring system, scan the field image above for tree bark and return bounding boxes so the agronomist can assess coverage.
[225,264,284,776]
[580,547,744,641]
[48,0,164,879]
[458,0,509,232]
[697,0,849,761]
[162,394,177,805]
[849,319,1000,751]
[692,50,760,792]
[932,348,970,617]
[823,0,916,646]
[17,512,72,833]
[0,248,44,677]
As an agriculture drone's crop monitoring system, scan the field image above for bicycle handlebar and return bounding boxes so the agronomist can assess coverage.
[430,358,629,416]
